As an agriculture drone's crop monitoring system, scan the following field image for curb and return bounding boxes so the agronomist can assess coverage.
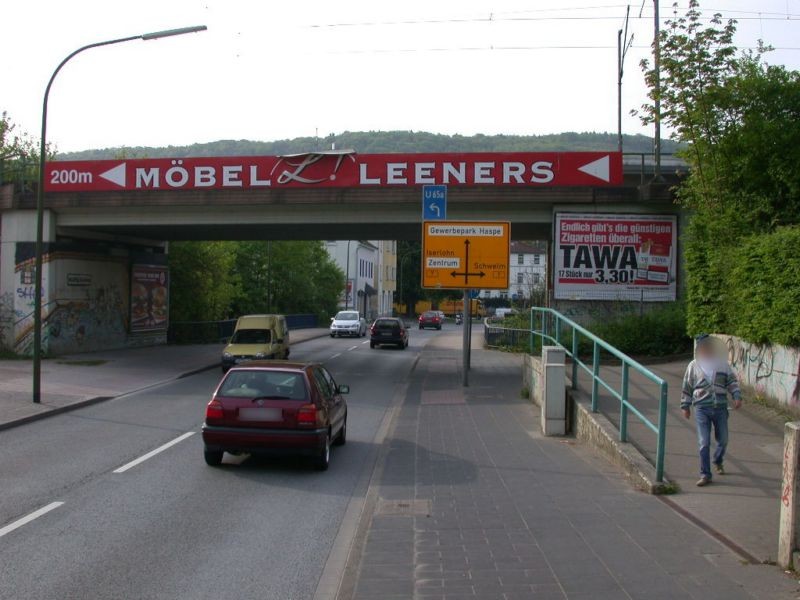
[569,387,675,495]
[0,331,331,433]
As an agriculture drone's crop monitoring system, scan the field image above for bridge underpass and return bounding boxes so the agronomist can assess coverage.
[1,151,682,356]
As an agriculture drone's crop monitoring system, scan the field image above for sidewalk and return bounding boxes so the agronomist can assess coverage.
[580,360,787,563]
[341,330,798,600]
[0,327,329,430]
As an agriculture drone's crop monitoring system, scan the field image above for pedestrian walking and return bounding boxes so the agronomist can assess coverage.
[681,334,742,487]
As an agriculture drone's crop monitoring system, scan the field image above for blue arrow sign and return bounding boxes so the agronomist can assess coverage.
[422,185,447,220]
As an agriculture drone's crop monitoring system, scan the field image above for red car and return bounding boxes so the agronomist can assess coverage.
[418,310,442,330]
[202,362,348,471]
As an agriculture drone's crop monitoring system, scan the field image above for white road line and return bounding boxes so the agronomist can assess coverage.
[361,340,369,345]
[330,353,342,359]
[348,345,358,351]
[0,502,64,539]
[113,432,195,474]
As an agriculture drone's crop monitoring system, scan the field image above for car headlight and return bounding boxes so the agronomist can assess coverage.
[222,352,232,359]
[255,352,268,359]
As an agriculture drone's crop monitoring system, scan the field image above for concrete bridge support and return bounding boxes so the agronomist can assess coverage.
[0,209,167,356]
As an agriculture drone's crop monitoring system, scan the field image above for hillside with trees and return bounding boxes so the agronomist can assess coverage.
[57,131,680,160]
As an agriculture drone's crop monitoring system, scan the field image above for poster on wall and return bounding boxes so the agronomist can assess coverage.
[554,213,677,301]
[130,265,169,332]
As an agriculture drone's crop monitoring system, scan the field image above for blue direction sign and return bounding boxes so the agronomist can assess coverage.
[422,185,447,220]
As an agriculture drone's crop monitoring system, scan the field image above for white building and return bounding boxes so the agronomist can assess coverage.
[325,240,395,319]
[481,240,547,303]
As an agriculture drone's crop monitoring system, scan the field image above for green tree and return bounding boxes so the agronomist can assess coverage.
[231,241,344,319]
[169,241,241,322]
[0,111,42,185]
[638,1,800,338]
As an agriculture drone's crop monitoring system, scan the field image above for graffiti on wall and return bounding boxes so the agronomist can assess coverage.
[11,253,130,355]
[717,334,800,407]
[0,292,13,350]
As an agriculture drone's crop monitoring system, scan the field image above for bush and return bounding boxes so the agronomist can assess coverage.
[725,226,800,346]
[493,306,691,358]
[588,303,692,357]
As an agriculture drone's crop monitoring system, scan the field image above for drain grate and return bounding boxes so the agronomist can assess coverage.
[375,499,432,516]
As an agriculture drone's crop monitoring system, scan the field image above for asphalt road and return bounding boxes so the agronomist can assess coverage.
[0,325,444,600]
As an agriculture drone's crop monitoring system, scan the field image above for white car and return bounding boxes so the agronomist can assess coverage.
[330,310,367,337]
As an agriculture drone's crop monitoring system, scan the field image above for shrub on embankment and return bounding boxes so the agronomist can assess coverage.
[494,304,691,358]
[723,226,800,347]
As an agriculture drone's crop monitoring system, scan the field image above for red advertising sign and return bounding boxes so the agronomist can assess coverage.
[554,213,677,302]
[130,265,169,332]
[44,152,622,192]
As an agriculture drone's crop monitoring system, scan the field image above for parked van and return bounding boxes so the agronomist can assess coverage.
[221,315,290,371]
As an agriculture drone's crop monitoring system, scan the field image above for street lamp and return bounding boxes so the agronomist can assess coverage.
[32,25,207,403]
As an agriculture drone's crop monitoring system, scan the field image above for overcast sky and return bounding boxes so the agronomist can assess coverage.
[3,1,799,152]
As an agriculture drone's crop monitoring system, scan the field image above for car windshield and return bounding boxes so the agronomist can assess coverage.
[335,312,359,321]
[218,370,306,400]
[231,329,271,344]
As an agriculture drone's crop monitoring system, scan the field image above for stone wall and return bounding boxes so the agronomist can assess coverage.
[713,334,800,408]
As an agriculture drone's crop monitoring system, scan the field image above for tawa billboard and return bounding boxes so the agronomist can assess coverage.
[554,213,677,301]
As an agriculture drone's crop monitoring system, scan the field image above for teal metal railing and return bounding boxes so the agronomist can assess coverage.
[525,307,668,482]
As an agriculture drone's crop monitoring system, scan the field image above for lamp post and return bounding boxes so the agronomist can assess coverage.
[344,240,352,309]
[32,25,207,403]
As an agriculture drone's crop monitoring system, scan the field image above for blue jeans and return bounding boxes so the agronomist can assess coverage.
[695,406,729,479]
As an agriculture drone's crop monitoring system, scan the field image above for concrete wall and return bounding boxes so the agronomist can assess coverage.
[714,334,800,408]
[0,210,167,356]
[522,354,543,406]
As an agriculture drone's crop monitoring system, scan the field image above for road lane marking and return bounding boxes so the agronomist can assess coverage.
[361,341,369,345]
[0,502,64,539]
[113,432,195,474]
[330,353,342,359]
[348,345,358,351]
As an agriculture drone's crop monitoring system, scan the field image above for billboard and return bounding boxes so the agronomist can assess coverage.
[44,152,623,193]
[130,265,169,332]
[554,213,677,301]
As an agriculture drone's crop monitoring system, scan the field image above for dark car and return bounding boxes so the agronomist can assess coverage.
[370,318,409,349]
[418,311,442,330]
[202,361,348,471]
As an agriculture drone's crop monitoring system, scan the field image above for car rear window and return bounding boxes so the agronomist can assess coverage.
[375,319,399,330]
[231,329,271,344]
[335,312,359,321]
[423,312,437,317]
[219,370,306,400]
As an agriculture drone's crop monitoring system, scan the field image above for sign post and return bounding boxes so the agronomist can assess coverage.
[462,289,471,385]
[422,221,510,385]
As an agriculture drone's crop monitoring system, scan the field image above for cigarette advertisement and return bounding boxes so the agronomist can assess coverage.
[554,213,677,301]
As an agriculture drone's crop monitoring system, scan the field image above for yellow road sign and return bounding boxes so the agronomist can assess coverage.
[422,221,510,289]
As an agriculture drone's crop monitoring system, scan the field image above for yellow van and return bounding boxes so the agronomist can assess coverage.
[221,315,290,371]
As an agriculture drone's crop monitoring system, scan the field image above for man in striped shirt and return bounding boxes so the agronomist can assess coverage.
[681,334,743,487]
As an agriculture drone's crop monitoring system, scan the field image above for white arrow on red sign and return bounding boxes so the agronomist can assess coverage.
[99,163,126,187]
[577,155,610,183]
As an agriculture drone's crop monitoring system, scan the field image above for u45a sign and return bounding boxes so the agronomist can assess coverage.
[44,152,622,192]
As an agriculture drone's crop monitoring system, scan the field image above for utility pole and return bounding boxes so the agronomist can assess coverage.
[653,0,663,181]
[617,5,632,153]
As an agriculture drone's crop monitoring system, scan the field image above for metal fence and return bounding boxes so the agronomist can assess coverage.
[488,307,669,482]
[168,314,318,344]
